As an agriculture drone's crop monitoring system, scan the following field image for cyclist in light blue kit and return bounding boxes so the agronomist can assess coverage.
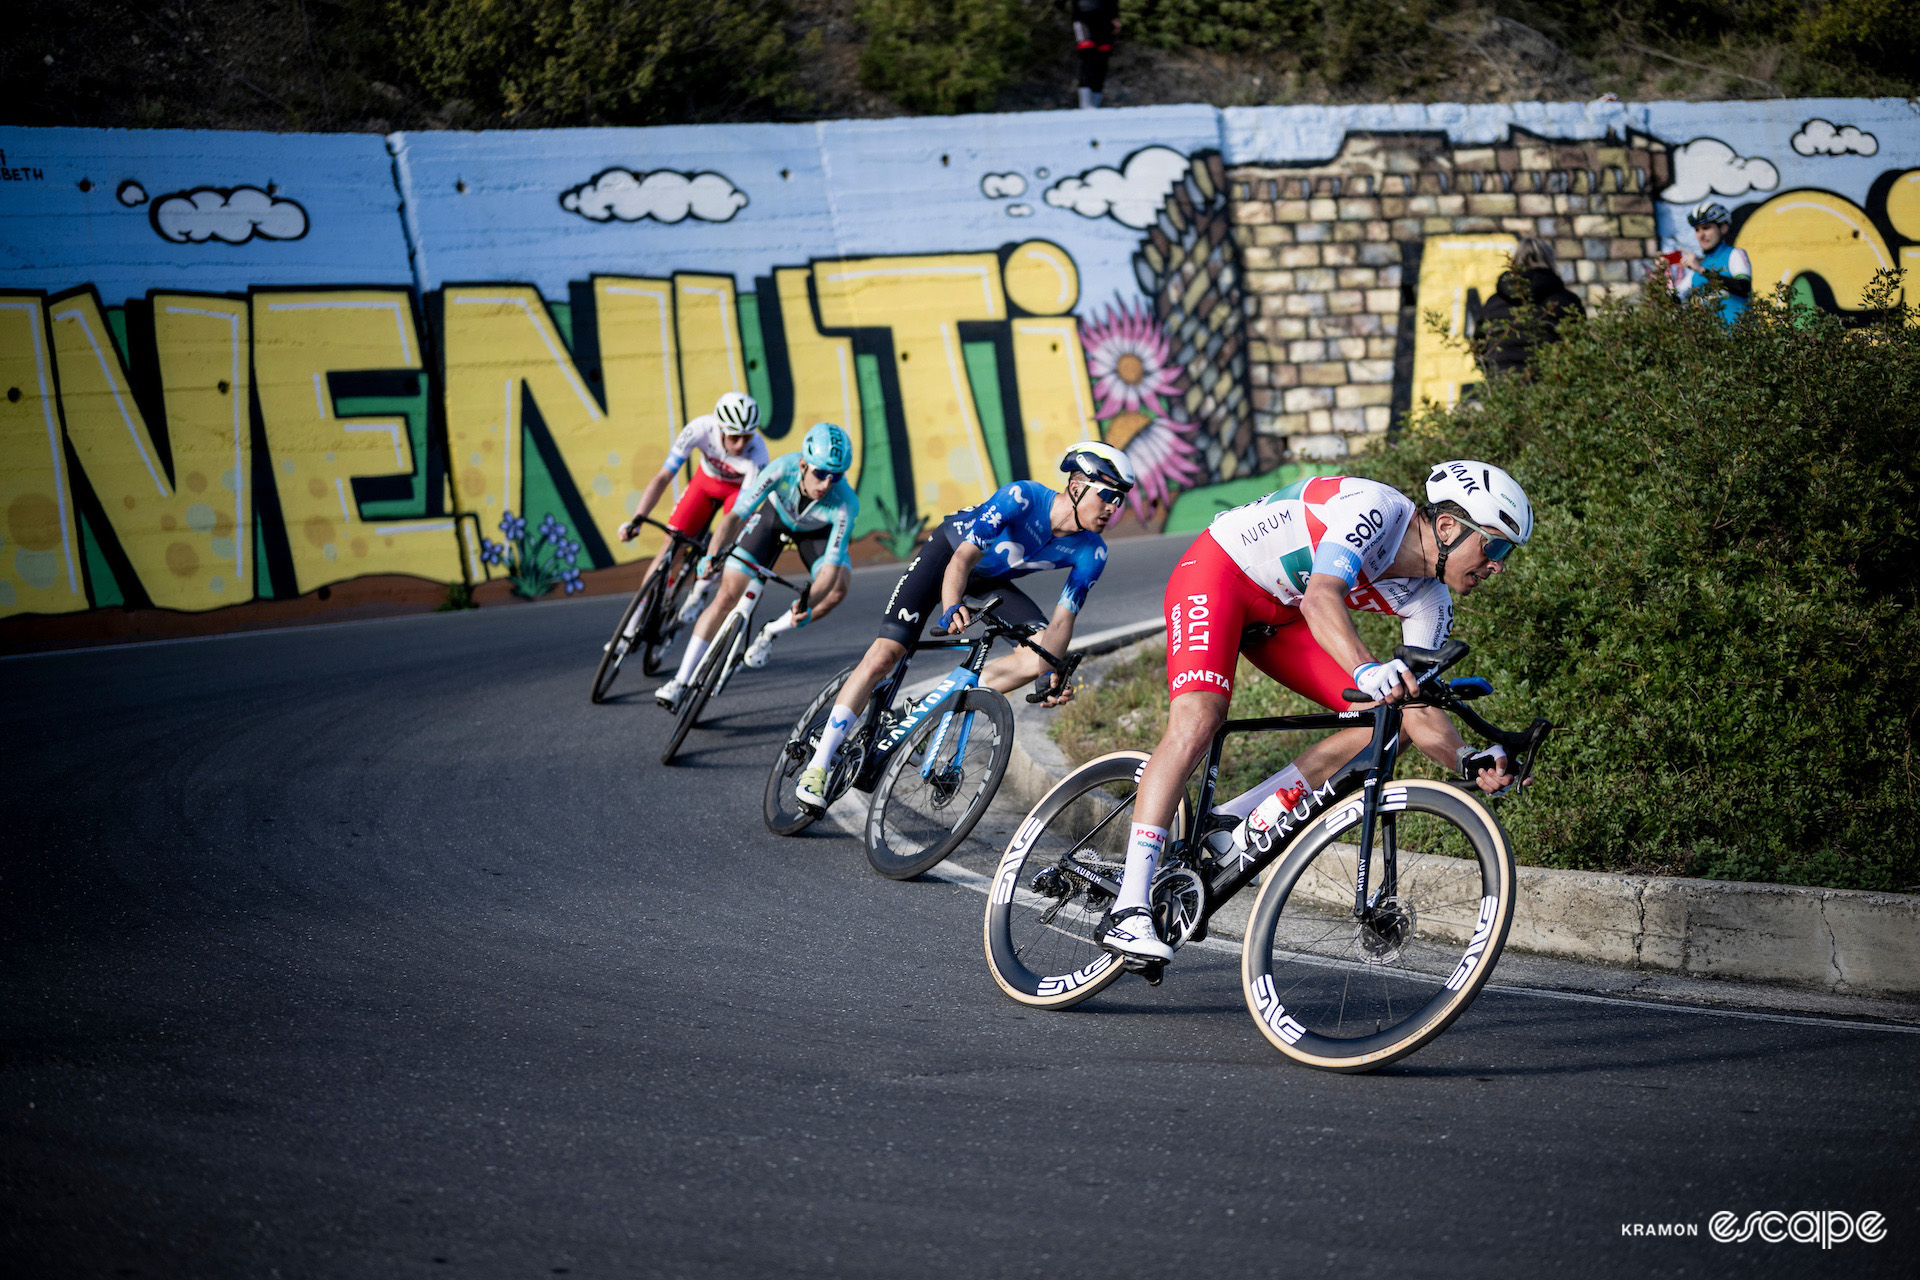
[654,423,860,711]
[793,443,1135,809]
[1677,201,1752,326]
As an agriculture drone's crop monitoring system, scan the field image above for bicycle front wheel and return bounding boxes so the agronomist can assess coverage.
[764,665,854,836]
[982,751,1194,1010]
[590,579,655,704]
[1240,778,1516,1072]
[864,688,1013,879]
[660,613,742,766]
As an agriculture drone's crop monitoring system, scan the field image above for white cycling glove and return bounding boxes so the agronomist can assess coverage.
[1352,658,1412,702]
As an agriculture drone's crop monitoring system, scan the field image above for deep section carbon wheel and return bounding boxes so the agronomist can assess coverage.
[590,580,654,704]
[983,751,1186,1010]
[659,612,742,766]
[764,665,855,836]
[642,544,698,677]
[1240,778,1515,1072]
[864,688,1013,880]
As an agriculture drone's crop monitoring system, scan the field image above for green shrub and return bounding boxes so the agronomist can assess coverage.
[1351,271,1919,891]
[388,0,804,125]
[855,0,1057,115]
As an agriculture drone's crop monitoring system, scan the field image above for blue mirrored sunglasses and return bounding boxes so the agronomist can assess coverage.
[1091,485,1127,507]
[806,464,845,483]
[1458,517,1515,561]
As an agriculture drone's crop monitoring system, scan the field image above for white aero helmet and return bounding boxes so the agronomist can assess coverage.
[1426,460,1533,548]
[714,391,760,435]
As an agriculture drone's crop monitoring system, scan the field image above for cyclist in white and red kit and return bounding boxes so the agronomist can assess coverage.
[617,391,772,618]
[1099,461,1534,964]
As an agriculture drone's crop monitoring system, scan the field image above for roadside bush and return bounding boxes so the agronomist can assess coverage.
[388,0,804,125]
[1353,272,1919,891]
[855,0,1058,114]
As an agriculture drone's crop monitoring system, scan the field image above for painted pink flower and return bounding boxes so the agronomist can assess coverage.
[1080,296,1186,420]
[1111,414,1203,521]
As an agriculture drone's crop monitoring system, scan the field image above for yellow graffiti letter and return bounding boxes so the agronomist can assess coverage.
[48,291,252,611]
[0,295,85,617]
[1411,234,1516,408]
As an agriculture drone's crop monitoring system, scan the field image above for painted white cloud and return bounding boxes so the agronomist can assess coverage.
[1043,146,1190,229]
[117,181,147,207]
[1006,203,1033,218]
[559,168,747,224]
[1664,138,1779,205]
[152,186,308,243]
[1792,119,1878,157]
[981,172,1027,199]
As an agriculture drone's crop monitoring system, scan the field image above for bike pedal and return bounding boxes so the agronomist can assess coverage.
[1139,961,1165,986]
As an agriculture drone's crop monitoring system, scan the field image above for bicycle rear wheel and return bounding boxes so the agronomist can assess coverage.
[1240,778,1515,1072]
[590,578,656,703]
[660,613,742,766]
[983,751,1190,1009]
[864,689,1013,879]
[764,665,854,836]
[642,543,697,677]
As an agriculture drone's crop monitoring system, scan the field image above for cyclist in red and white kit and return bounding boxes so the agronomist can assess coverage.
[617,392,772,618]
[1099,461,1534,964]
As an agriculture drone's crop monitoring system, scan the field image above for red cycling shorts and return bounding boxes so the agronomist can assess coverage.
[665,467,743,536]
[1164,530,1355,710]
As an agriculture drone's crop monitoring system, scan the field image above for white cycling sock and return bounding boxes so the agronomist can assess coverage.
[1114,822,1168,913]
[761,608,803,638]
[806,704,858,773]
[672,634,710,685]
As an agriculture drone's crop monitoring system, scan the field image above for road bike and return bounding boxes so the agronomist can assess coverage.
[590,517,707,703]
[763,600,1079,881]
[659,547,810,766]
[982,639,1552,1072]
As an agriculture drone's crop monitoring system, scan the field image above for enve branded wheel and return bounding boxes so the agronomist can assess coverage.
[591,581,654,703]
[643,544,698,676]
[983,751,1187,1010]
[763,665,854,836]
[1240,778,1515,1072]
[659,612,742,766]
[864,688,1014,880]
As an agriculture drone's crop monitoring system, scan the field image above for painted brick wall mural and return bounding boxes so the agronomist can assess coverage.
[2,99,1915,644]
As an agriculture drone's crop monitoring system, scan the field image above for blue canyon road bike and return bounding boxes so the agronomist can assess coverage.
[763,599,1079,880]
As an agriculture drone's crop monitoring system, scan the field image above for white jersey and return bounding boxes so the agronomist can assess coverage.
[1208,474,1453,648]
[663,414,770,486]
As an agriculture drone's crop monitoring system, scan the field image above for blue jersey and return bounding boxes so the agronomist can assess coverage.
[733,452,860,567]
[938,480,1108,615]
[1686,242,1752,325]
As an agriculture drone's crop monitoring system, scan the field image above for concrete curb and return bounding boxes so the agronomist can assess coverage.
[1004,633,1920,1003]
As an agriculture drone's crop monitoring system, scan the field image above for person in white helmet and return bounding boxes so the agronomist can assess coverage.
[1096,461,1532,965]
[617,392,771,619]
[1676,201,1752,326]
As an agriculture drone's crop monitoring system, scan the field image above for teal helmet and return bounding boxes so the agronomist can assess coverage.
[802,422,853,473]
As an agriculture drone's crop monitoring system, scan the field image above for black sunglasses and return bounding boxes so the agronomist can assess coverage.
[806,464,844,483]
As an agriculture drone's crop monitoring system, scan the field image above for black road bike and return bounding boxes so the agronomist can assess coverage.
[764,600,1079,881]
[659,548,811,766]
[590,517,707,703]
[983,639,1552,1072]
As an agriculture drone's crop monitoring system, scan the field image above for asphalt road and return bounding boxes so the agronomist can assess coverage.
[5,533,1917,1278]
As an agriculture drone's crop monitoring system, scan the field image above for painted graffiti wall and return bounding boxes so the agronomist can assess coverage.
[2,99,1914,637]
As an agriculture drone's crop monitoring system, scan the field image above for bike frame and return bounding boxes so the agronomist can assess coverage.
[1057,646,1551,931]
[853,633,993,792]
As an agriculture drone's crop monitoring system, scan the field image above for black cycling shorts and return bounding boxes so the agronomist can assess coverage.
[876,528,1046,647]
[732,504,829,576]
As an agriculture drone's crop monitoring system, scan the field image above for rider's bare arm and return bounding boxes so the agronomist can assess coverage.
[621,468,678,540]
[1300,574,1417,700]
[937,541,987,632]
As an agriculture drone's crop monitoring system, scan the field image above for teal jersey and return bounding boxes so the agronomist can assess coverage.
[732,452,860,567]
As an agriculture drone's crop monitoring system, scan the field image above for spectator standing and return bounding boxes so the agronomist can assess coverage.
[1677,201,1753,325]
[1473,237,1585,378]
[1071,0,1119,109]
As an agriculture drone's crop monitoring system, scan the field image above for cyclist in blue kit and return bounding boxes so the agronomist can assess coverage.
[793,443,1136,809]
